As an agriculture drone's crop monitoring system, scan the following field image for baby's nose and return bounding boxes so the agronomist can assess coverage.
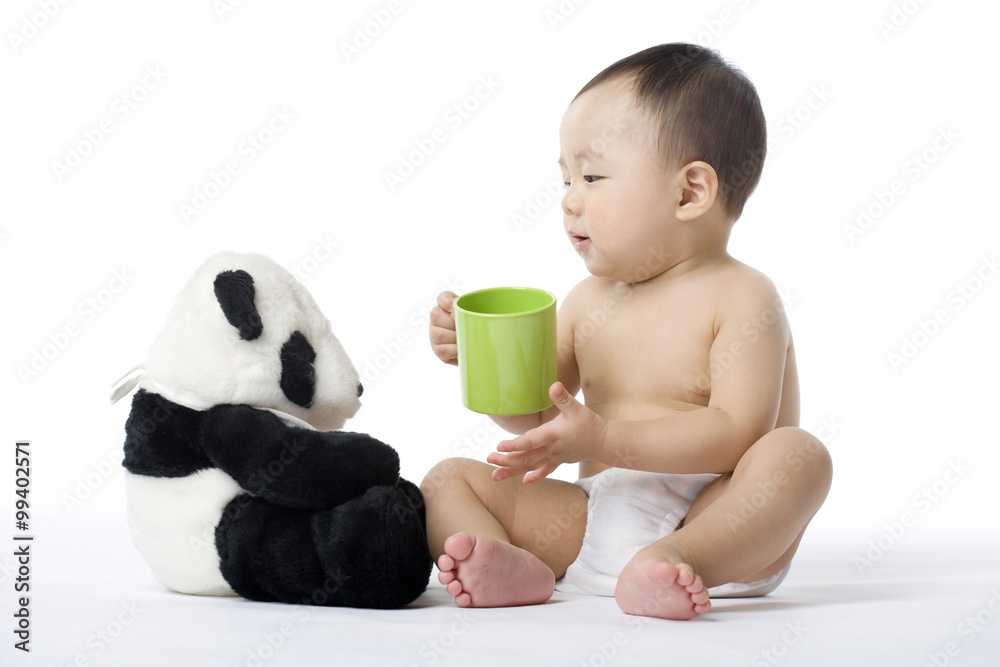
[561,189,580,216]
[561,196,574,216]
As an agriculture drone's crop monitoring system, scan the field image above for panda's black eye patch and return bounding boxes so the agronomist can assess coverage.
[280,331,315,408]
[214,270,263,341]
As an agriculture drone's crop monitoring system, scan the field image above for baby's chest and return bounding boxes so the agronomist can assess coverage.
[573,298,714,405]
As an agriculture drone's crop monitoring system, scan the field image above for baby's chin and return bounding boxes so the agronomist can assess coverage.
[581,257,648,284]
[577,255,613,280]
[585,265,639,285]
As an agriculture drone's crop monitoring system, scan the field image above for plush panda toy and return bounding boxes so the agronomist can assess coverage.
[110,252,431,609]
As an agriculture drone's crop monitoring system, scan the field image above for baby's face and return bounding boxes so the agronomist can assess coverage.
[558,81,679,283]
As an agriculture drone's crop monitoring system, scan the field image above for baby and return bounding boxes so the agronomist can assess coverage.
[421,43,832,620]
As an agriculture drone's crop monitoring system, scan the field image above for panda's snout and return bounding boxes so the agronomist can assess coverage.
[356,382,364,398]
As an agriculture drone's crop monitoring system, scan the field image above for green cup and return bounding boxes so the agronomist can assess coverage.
[455,287,557,415]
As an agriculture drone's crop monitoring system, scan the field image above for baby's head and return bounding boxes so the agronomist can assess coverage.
[559,43,766,282]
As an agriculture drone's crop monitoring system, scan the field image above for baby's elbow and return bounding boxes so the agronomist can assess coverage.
[724,412,776,461]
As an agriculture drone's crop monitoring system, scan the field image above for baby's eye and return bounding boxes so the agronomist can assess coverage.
[584,175,601,183]
[562,181,571,189]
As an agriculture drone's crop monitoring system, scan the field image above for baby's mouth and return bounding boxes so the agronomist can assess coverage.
[569,233,591,250]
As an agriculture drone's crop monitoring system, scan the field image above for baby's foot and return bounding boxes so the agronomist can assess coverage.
[615,555,711,620]
[436,533,554,608]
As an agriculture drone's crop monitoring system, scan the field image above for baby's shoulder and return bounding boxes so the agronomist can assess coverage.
[710,259,779,298]
[706,259,788,329]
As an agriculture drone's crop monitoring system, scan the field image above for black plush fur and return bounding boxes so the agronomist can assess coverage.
[123,391,432,608]
[213,270,263,340]
[278,331,316,408]
[123,389,213,478]
[216,479,430,608]
[199,404,401,510]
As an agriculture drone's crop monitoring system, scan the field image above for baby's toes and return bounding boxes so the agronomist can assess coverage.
[684,574,704,593]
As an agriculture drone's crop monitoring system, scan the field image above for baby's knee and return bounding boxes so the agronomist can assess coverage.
[766,426,833,487]
[420,457,494,501]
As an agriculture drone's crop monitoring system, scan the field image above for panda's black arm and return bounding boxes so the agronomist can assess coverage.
[199,404,401,510]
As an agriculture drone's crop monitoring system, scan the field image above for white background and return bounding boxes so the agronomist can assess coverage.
[1,0,997,546]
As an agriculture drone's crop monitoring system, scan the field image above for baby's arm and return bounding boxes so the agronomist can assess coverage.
[428,287,582,436]
[490,273,788,478]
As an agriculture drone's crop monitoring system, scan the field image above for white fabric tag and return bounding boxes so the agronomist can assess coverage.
[110,366,316,431]
[109,365,146,404]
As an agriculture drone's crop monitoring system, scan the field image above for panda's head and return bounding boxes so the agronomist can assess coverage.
[142,252,362,431]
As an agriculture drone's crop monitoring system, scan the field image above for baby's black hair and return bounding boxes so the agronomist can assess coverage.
[575,43,767,221]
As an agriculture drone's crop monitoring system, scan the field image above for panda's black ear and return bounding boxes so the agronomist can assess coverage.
[214,270,263,341]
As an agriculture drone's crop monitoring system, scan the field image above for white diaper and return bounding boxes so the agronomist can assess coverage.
[555,468,790,598]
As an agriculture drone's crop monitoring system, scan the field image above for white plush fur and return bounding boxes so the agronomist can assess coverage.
[125,469,242,596]
[141,252,361,431]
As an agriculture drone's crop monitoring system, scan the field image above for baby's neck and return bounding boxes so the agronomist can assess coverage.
[629,248,731,287]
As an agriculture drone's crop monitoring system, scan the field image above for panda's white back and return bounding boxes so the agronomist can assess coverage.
[125,468,242,595]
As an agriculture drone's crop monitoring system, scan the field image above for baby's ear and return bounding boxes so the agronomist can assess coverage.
[214,270,263,340]
[676,161,719,221]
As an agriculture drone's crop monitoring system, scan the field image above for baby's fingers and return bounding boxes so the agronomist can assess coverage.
[523,462,560,485]
[429,295,459,365]
[496,433,541,453]
[437,291,458,316]
[429,323,456,346]
[430,304,457,332]
[491,465,530,482]
[486,450,533,469]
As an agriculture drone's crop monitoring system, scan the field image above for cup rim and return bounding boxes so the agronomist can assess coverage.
[454,286,556,318]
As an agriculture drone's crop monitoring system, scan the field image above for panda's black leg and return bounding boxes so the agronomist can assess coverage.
[215,494,330,604]
[216,481,431,608]
[309,478,432,609]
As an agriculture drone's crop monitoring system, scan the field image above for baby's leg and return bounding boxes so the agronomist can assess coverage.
[616,426,832,620]
[420,457,587,608]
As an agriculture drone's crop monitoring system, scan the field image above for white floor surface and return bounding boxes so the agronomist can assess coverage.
[4,517,999,666]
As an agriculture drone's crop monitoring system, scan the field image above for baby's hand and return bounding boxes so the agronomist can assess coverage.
[487,382,608,484]
[429,291,459,366]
